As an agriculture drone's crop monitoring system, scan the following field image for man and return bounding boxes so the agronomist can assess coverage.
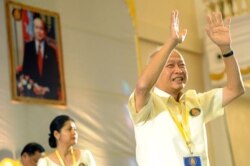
[20,142,45,166]
[128,10,245,166]
[20,15,60,100]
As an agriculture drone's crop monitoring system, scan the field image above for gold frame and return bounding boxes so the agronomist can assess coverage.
[5,0,66,105]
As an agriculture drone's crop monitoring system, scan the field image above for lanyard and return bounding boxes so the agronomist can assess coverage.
[167,98,193,154]
[55,147,77,166]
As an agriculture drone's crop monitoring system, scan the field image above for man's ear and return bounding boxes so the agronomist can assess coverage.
[22,152,28,158]
[21,152,29,162]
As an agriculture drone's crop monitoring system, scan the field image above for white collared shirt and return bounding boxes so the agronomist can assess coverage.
[128,87,224,166]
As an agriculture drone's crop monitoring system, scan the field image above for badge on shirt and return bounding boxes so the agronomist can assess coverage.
[183,155,202,166]
[79,163,86,166]
[189,108,201,117]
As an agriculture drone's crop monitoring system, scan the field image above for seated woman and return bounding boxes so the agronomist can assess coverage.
[38,115,96,166]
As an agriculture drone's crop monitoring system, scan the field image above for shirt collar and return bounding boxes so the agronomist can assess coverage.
[153,87,184,101]
[153,87,171,98]
[35,40,45,48]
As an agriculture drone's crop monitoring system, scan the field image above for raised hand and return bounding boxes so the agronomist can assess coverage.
[170,10,187,44]
[205,12,231,52]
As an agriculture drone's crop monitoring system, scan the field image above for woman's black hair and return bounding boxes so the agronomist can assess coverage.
[48,115,74,148]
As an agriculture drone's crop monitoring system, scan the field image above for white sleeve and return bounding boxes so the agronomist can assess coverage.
[79,150,96,166]
[198,88,224,123]
[37,157,47,166]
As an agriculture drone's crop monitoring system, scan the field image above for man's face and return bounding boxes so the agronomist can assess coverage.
[33,18,46,42]
[156,50,188,94]
[21,151,43,166]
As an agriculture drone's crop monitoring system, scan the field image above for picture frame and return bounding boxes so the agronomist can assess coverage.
[5,0,66,105]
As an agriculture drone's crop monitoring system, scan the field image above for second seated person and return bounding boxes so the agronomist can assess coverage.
[38,115,96,166]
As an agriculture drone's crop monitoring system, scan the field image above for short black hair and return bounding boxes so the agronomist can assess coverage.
[20,142,45,156]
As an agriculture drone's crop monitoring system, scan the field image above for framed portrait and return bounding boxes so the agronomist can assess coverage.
[5,1,66,105]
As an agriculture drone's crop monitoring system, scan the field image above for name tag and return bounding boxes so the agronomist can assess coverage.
[183,155,202,166]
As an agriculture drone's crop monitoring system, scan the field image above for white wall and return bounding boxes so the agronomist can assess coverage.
[0,0,138,165]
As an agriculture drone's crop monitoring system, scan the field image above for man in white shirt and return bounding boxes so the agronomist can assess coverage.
[20,142,45,166]
[128,10,244,166]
